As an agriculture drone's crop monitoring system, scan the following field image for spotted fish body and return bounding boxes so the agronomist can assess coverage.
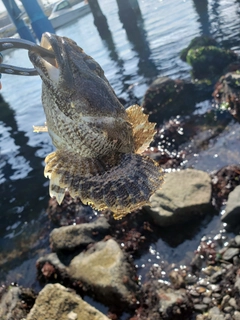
[29,33,164,219]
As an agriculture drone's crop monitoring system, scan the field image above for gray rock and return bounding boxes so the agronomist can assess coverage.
[235,235,240,246]
[229,297,239,310]
[223,306,233,313]
[203,297,212,304]
[0,287,22,320]
[234,311,240,320]
[221,294,230,308]
[202,297,212,304]
[193,304,208,312]
[208,306,225,320]
[144,169,212,226]
[210,269,225,283]
[208,284,221,292]
[210,315,225,320]
[26,283,110,320]
[208,306,221,315]
[222,186,240,224]
[223,248,240,261]
[233,256,240,266]
[50,217,110,251]
[0,286,36,320]
[68,239,138,306]
[234,273,240,294]
[158,287,190,316]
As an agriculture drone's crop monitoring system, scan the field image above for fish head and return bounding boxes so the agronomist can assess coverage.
[28,32,125,118]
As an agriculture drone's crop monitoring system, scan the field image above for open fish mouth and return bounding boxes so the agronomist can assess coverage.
[28,33,60,83]
[29,32,75,87]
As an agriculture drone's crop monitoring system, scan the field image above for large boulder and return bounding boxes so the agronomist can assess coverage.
[50,217,110,251]
[26,283,110,320]
[68,238,138,307]
[144,169,213,226]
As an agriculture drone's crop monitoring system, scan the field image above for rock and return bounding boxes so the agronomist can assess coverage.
[208,306,221,316]
[207,306,225,320]
[235,235,240,246]
[36,253,69,282]
[191,253,203,271]
[158,287,191,318]
[209,269,225,283]
[224,306,233,313]
[222,186,240,225]
[213,72,240,122]
[222,248,240,261]
[169,270,185,289]
[186,46,237,80]
[144,169,212,226]
[221,294,230,308]
[234,311,240,320]
[229,298,239,310]
[50,217,110,251]
[193,304,208,312]
[180,36,218,62]
[68,239,138,307]
[0,286,36,320]
[141,77,195,124]
[202,297,211,304]
[234,271,240,294]
[210,315,225,320]
[26,283,110,320]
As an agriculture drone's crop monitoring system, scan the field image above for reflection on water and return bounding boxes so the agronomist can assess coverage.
[192,0,210,36]
[0,0,240,292]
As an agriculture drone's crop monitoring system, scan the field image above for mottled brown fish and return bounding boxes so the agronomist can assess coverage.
[29,33,164,219]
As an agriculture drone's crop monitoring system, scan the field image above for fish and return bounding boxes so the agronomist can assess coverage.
[29,32,164,219]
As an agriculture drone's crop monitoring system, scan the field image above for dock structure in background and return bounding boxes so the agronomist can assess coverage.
[88,0,110,39]
[1,0,35,42]
[20,0,55,41]
[2,0,55,42]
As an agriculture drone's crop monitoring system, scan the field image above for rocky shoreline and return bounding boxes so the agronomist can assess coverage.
[1,165,240,320]
[1,35,240,319]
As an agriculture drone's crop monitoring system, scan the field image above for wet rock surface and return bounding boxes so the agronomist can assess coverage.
[2,33,240,320]
[50,217,110,251]
[68,238,139,307]
[213,71,240,122]
[26,283,110,320]
[221,185,240,225]
[0,285,36,320]
[180,36,238,81]
[144,169,213,226]
[142,77,196,124]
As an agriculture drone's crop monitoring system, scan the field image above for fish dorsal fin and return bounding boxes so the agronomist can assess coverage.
[126,104,156,154]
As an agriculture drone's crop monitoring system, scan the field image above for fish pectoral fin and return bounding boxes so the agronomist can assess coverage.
[44,149,164,219]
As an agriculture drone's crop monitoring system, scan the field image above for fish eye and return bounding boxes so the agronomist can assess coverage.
[86,61,97,71]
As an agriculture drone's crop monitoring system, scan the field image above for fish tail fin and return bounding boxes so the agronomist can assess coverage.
[44,150,164,219]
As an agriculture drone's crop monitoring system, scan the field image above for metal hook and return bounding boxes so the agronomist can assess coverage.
[0,38,55,76]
